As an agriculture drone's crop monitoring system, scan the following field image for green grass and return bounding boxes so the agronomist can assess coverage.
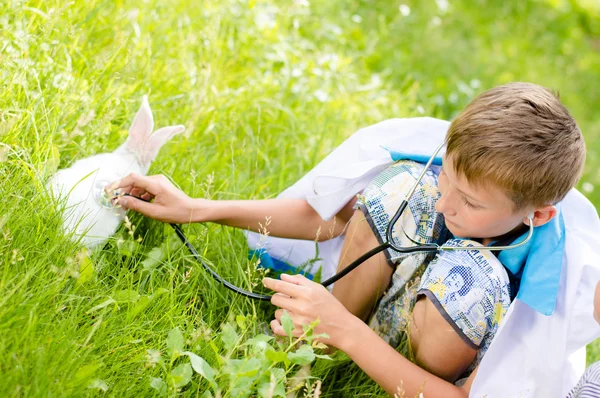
[1,0,599,396]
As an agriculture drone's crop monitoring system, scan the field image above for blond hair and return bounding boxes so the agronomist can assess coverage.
[445,82,586,210]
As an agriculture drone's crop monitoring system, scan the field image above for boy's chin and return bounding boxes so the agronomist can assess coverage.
[444,219,462,237]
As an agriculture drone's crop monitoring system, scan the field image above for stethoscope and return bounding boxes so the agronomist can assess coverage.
[99,141,534,301]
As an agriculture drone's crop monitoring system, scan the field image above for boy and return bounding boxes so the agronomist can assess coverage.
[109,83,598,396]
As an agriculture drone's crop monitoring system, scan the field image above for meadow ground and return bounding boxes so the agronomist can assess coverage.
[1,0,599,396]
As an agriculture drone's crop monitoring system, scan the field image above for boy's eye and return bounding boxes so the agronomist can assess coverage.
[462,197,477,209]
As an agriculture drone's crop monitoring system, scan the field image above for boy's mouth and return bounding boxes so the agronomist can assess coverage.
[444,218,460,231]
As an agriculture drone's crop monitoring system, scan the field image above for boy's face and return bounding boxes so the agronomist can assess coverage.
[436,155,529,240]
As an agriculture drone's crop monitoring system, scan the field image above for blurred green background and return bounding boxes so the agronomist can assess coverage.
[1,0,599,396]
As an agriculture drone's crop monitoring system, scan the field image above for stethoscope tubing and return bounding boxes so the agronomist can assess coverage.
[122,140,534,301]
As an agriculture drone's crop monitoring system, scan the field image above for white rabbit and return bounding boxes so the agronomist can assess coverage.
[48,95,184,249]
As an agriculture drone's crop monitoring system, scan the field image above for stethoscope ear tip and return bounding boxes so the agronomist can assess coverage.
[528,212,535,222]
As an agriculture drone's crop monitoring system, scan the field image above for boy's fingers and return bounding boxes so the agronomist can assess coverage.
[141,192,155,201]
[270,319,302,337]
[109,173,158,194]
[274,309,288,321]
[280,273,311,286]
[130,187,147,198]
[270,293,296,311]
[263,277,303,298]
[118,195,156,216]
[270,319,286,337]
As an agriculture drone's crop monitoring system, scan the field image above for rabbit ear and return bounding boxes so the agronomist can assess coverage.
[126,95,154,152]
[137,125,185,165]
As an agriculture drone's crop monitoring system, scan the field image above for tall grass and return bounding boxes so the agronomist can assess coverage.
[1,0,599,396]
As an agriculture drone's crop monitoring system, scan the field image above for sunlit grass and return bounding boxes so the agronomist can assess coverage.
[1,0,599,395]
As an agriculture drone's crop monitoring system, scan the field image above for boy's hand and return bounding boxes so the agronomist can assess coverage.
[263,274,361,350]
[106,173,205,224]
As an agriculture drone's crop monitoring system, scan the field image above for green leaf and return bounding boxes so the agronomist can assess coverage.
[270,368,285,380]
[170,363,192,388]
[142,247,165,270]
[117,240,138,257]
[312,341,329,350]
[221,323,238,350]
[149,377,167,396]
[76,248,94,285]
[258,380,286,398]
[112,289,140,303]
[87,378,108,392]
[129,295,152,319]
[45,144,61,177]
[166,327,184,358]
[257,369,286,398]
[201,391,214,398]
[224,358,262,379]
[287,345,315,365]
[280,310,294,338]
[264,349,287,363]
[243,334,274,352]
[235,314,246,329]
[243,334,274,346]
[86,298,116,314]
[229,377,254,398]
[183,351,217,391]
[146,349,162,368]
[74,362,102,384]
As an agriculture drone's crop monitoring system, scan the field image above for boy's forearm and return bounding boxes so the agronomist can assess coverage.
[190,197,344,241]
[339,318,469,398]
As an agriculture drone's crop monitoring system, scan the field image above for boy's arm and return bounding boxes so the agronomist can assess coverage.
[196,196,357,241]
[344,318,473,397]
[263,274,475,398]
[110,173,356,241]
[410,296,477,381]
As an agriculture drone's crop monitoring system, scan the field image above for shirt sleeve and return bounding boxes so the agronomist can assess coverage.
[417,239,512,349]
[567,362,600,398]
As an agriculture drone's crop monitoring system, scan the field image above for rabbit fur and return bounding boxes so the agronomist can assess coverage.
[48,95,184,249]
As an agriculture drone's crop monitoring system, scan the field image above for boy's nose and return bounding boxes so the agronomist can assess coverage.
[435,192,456,216]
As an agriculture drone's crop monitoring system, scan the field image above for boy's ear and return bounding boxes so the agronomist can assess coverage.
[524,205,557,227]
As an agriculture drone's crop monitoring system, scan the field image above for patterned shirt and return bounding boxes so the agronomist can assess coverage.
[358,160,513,375]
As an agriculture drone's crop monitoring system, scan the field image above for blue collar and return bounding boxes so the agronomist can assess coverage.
[496,206,565,316]
[384,147,444,165]
[385,148,565,316]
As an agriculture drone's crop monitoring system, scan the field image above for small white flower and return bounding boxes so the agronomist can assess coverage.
[449,92,459,104]
[436,0,449,13]
[314,89,329,102]
[470,79,481,88]
[52,73,72,90]
[430,16,442,27]
[582,182,594,193]
[399,4,411,16]
[416,105,425,114]
[351,14,362,23]
[255,13,276,29]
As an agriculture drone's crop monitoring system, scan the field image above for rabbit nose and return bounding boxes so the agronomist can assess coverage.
[93,180,117,209]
